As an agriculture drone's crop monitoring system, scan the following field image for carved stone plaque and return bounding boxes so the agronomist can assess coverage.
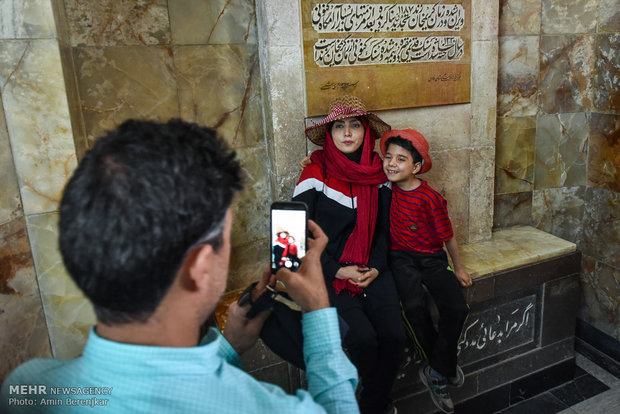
[457,294,537,364]
[301,0,471,116]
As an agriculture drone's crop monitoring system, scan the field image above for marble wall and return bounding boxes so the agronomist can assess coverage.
[496,0,620,341]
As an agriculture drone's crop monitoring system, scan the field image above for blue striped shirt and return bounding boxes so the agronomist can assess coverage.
[1,308,359,414]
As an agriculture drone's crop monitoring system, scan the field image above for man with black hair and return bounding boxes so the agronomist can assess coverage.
[1,119,359,414]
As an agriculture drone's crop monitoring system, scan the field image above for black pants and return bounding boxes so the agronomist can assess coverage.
[329,271,406,414]
[390,250,469,378]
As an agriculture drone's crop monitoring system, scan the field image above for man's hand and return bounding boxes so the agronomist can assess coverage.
[275,220,330,312]
[222,268,272,355]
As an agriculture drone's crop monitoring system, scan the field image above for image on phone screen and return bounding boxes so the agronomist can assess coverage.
[271,206,307,274]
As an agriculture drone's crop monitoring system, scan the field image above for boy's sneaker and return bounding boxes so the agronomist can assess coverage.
[419,364,454,414]
[448,365,465,387]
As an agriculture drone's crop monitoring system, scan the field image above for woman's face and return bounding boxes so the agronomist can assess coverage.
[330,117,365,154]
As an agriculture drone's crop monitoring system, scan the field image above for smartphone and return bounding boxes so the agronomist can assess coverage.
[270,201,308,274]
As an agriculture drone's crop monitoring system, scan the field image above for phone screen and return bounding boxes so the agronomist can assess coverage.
[271,202,307,274]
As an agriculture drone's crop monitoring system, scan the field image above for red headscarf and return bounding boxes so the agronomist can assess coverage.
[310,118,387,266]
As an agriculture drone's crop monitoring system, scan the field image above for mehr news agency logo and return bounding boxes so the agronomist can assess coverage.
[7,385,112,407]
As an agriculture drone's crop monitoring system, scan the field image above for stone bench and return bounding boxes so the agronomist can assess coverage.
[213,226,581,412]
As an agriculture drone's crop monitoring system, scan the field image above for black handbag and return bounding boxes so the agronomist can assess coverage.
[238,282,349,370]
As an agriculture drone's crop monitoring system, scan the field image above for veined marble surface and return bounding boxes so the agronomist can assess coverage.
[0,39,77,216]
[588,113,620,193]
[498,35,539,117]
[0,0,55,39]
[499,0,541,35]
[0,97,21,225]
[461,225,577,278]
[495,116,535,194]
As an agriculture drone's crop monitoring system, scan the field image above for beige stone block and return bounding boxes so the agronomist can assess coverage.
[499,0,542,35]
[0,217,51,380]
[0,39,77,216]
[424,149,470,244]
[74,45,179,147]
[379,104,471,151]
[175,44,263,149]
[0,98,22,225]
[0,0,56,39]
[228,239,270,291]
[64,0,170,46]
[257,0,302,47]
[27,212,95,359]
[472,0,499,41]
[169,0,257,45]
[471,40,498,147]
[498,35,539,117]
[495,117,536,194]
[460,225,576,278]
[469,147,495,242]
[264,46,307,196]
[541,0,597,34]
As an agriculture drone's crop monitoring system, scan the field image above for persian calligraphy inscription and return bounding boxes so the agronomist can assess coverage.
[302,0,471,116]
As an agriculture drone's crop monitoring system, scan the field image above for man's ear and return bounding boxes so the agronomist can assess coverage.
[183,244,216,291]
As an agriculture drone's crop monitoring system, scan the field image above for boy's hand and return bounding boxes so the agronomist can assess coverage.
[455,268,473,287]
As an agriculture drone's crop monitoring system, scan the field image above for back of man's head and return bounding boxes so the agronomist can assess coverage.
[59,119,243,325]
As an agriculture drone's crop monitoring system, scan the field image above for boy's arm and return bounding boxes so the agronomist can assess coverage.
[445,237,473,287]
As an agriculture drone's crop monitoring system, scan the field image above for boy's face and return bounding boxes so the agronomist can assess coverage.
[383,143,422,186]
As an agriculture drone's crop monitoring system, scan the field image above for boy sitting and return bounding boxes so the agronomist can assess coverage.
[380,129,472,414]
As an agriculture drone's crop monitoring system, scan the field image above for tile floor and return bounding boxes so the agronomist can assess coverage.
[492,353,620,414]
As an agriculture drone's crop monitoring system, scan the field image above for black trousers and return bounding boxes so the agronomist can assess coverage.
[329,271,406,414]
[390,249,469,378]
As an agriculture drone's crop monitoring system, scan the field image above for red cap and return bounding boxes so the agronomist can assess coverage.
[380,129,432,174]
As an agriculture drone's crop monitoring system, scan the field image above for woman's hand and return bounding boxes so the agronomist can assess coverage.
[350,267,379,288]
[336,266,379,287]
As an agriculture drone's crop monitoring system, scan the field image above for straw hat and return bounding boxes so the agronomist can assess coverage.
[305,95,391,146]
[380,128,432,174]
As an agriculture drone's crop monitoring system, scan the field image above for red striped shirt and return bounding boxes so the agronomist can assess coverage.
[389,180,453,253]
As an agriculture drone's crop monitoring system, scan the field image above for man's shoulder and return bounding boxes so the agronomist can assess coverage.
[4,357,73,384]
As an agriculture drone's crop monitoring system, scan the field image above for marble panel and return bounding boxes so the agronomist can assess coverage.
[532,186,586,246]
[579,256,620,342]
[227,239,270,292]
[588,113,620,193]
[175,44,263,149]
[74,45,179,148]
[498,36,539,117]
[0,0,56,39]
[598,0,620,32]
[499,0,542,35]
[0,217,51,381]
[459,225,576,278]
[0,98,22,225]
[63,0,170,46]
[541,0,598,34]
[256,0,301,47]
[469,147,495,242]
[535,113,588,189]
[379,104,471,151]
[494,191,533,228]
[495,116,535,194]
[582,186,620,269]
[471,40,498,147]
[594,34,620,112]
[539,35,595,114]
[0,39,77,216]
[229,145,271,248]
[423,149,470,243]
[472,0,499,41]
[169,0,257,45]
[27,212,95,359]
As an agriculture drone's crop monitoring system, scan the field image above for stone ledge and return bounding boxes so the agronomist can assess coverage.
[460,225,577,278]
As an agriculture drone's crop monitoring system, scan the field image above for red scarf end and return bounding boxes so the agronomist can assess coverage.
[332,278,363,297]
